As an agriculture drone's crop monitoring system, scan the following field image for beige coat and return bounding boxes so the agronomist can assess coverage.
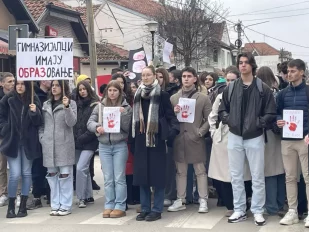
[170,90,212,164]
[264,130,285,177]
[208,94,251,182]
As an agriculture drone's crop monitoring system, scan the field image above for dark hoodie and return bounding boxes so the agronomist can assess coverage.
[166,83,181,97]
[34,85,48,105]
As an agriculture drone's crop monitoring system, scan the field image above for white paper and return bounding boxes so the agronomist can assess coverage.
[282,109,303,139]
[103,107,121,133]
[177,98,196,123]
[16,38,74,81]
[163,41,173,64]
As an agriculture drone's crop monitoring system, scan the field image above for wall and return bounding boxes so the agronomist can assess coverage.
[0,0,16,30]
[255,55,280,74]
[95,4,153,57]
[38,14,84,57]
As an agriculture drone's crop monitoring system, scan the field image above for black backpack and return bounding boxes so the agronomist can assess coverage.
[208,83,227,105]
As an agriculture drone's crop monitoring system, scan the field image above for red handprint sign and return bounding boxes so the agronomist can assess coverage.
[107,113,118,128]
[286,115,299,131]
[282,110,303,139]
[181,105,192,118]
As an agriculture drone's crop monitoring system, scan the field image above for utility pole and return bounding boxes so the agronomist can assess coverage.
[86,0,97,90]
[234,20,243,54]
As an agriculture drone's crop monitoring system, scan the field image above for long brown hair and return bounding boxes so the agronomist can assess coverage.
[155,68,169,90]
[105,80,123,107]
[76,80,99,102]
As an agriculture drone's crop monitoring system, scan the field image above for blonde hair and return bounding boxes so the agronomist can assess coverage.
[105,80,123,107]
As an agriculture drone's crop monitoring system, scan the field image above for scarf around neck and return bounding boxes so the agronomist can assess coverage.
[132,79,161,147]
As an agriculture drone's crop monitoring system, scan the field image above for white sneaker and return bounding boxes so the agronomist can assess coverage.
[304,215,309,228]
[58,209,71,216]
[254,213,266,226]
[198,199,208,213]
[164,199,172,207]
[167,199,186,212]
[280,209,299,225]
[16,195,21,207]
[0,195,8,207]
[228,211,247,223]
[78,200,86,208]
[50,209,59,216]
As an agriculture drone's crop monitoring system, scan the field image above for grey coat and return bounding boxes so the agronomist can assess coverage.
[39,100,77,168]
[87,99,132,145]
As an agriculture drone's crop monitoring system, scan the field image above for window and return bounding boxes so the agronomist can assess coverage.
[213,48,218,62]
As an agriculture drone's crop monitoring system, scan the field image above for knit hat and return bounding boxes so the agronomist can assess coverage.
[76,74,91,85]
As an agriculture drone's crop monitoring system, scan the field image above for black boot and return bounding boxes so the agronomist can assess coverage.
[6,198,16,218]
[16,195,28,217]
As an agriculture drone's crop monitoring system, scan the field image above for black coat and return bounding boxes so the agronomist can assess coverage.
[0,92,43,160]
[74,98,99,151]
[132,91,179,188]
[219,78,276,140]
[34,85,48,105]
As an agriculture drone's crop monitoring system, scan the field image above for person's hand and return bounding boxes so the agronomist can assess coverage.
[120,107,125,113]
[305,135,309,145]
[174,105,181,113]
[63,96,69,107]
[277,120,286,128]
[96,126,104,135]
[29,104,36,112]
[123,71,130,77]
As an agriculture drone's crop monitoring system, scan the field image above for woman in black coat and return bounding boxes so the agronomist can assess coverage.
[0,80,42,218]
[74,80,99,208]
[132,65,179,222]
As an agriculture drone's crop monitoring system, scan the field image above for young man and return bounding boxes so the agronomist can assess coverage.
[0,73,15,207]
[219,53,276,226]
[277,59,309,228]
[168,67,212,213]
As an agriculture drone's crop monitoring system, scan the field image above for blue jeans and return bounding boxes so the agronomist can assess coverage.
[7,146,32,198]
[265,174,286,215]
[140,186,164,213]
[228,133,265,214]
[46,166,73,211]
[99,141,128,211]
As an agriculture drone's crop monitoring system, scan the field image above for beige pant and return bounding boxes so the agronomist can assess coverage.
[0,153,7,196]
[176,162,208,200]
[282,140,309,209]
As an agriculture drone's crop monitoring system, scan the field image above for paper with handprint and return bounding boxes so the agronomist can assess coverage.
[283,110,303,139]
[103,107,121,133]
[177,98,196,123]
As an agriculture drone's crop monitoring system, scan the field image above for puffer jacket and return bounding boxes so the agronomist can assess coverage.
[87,98,132,145]
[219,78,276,140]
[74,97,99,150]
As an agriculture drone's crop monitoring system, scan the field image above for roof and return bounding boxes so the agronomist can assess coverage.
[24,0,79,21]
[2,0,40,33]
[211,22,225,41]
[107,44,129,57]
[243,42,280,56]
[81,43,128,63]
[74,4,101,25]
[108,0,162,18]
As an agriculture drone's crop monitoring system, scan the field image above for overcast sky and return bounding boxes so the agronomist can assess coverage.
[223,0,309,62]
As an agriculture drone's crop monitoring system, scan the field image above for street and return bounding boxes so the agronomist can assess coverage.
[0,156,306,232]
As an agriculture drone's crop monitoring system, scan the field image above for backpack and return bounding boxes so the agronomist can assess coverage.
[208,83,227,105]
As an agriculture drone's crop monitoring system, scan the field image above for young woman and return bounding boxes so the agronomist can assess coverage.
[88,80,132,218]
[74,81,99,208]
[130,82,138,96]
[112,74,133,104]
[257,66,285,216]
[132,66,179,222]
[156,68,169,91]
[205,72,219,90]
[0,80,42,218]
[39,80,77,216]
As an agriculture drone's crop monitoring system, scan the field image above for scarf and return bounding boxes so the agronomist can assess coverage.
[132,79,161,147]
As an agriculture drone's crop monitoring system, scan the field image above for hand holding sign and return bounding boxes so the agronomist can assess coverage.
[174,105,181,114]
[63,96,69,107]
[120,107,125,113]
[29,104,36,112]
[96,126,104,135]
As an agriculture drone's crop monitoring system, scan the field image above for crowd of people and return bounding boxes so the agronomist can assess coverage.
[0,52,308,228]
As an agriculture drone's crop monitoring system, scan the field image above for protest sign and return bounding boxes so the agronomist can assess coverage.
[283,109,303,139]
[177,98,196,123]
[163,41,173,64]
[128,47,147,82]
[103,107,121,133]
[16,38,74,81]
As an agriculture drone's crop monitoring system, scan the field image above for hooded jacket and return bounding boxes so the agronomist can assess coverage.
[87,98,132,145]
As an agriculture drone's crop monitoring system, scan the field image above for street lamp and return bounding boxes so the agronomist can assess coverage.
[146,21,158,60]
[232,49,238,65]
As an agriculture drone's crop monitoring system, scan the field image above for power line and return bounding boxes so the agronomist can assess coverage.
[242,12,309,21]
[229,1,309,16]
[229,7,309,16]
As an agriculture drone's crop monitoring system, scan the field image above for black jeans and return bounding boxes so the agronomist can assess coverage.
[165,147,177,200]
[31,157,50,199]
[126,175,140,204]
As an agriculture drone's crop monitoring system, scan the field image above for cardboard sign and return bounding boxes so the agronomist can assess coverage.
[283,110,303,139]
[163,41,173,64]
[128,47,147,82]
[16,38,74,81]
[177,98,196,123]
[103,107,121,133]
